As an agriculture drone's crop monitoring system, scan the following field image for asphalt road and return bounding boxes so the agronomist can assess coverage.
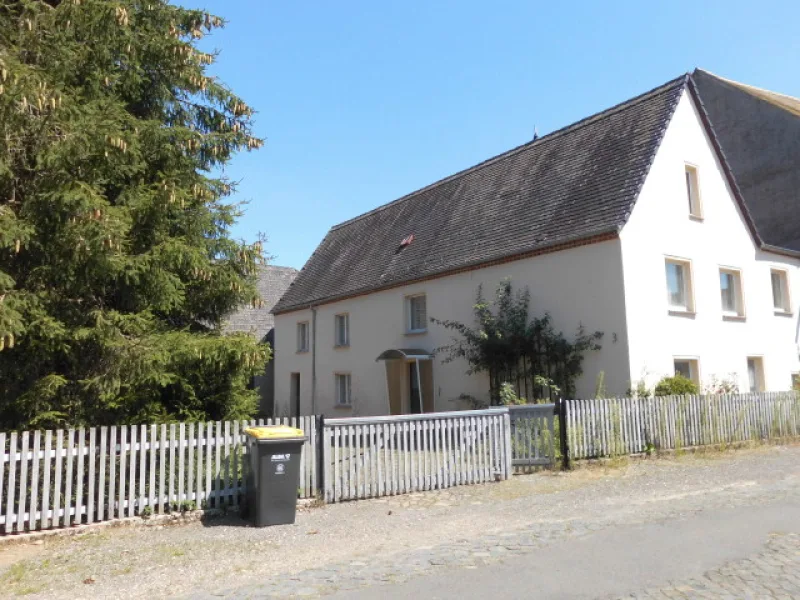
[335,501,800,599]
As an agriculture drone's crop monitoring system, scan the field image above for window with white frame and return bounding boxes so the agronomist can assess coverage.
[665,258,693,312]
[334,313,349,347]
[406,294,427,333]
[747,357,765,393]
[719,268,745,317]
[674,358,699,385]
[685,164,702,218]
[296,321,309,352]
[770,269,791,313]
[335,373,351,406]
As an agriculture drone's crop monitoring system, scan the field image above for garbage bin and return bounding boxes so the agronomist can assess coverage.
[244,425,307,527]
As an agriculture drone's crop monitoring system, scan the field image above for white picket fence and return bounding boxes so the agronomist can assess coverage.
[566,392,800,459]
[0,416,318,535]
[6,393,796,534]
[322,408,512,503]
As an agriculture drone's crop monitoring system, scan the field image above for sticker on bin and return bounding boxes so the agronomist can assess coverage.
[244,426,304,439]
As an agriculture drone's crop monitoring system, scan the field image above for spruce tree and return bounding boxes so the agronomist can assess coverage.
[0,0,269,429]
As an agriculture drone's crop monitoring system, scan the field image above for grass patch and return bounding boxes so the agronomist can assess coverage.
[72,532,110,547]
[15,585,45,597]
[1,562,45,596]
[159,545,186,558]
[2,563,28,585]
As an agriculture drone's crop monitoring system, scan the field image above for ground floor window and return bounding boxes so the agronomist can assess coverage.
[335,373,352,406]
[747,357,765,393]
[673,358,699,384]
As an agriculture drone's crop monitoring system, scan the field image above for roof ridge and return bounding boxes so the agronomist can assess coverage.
[330,73,690,232]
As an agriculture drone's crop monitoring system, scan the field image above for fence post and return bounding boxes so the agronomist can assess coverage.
[317,415,325,499]
[558,398,571,470]
[503,409,513,479]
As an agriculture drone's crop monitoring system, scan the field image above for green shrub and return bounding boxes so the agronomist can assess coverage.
[654,374,698,396]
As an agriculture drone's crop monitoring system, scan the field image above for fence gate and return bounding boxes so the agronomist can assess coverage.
[321,408,513,503]
[509,404,556,468]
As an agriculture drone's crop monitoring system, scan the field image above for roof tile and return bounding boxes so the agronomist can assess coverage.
[274,76,687,313]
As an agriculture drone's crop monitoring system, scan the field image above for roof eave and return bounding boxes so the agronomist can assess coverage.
[271,229,620,315]
[760,243,800,259]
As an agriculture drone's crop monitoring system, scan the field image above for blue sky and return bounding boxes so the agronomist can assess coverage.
[198,0,800,269]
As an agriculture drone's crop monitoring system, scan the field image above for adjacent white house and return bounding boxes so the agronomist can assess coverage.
[272,69,800,417]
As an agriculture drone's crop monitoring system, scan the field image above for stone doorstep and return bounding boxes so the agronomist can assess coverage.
[0,498,319,548]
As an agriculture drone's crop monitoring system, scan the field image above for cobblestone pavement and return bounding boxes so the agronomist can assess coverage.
[615,533,800,600]
[1,445,798,599]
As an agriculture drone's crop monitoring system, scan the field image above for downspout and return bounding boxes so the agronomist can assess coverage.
[311,306,318,415]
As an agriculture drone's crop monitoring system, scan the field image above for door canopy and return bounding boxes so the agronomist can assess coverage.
[375,348,432,362]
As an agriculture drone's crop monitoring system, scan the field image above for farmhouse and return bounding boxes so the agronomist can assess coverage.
[272,69,800,417]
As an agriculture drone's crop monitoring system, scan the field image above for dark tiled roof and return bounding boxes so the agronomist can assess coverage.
[225,265,297,339]
[692,69,800,252]
[273,76,687,313]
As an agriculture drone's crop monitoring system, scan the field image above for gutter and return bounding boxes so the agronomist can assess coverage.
[761,243,800,259]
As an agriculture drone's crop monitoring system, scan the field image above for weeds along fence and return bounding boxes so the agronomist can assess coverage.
[566,392,800,459]
[322,408,512,503]
[0,416,319,535]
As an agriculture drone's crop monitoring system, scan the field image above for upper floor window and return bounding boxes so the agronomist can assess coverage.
[296,321,309,353]
[771,269,791,313]
[406,294,427,333]
[334,313,350,347]
[719,268,745,318]
[665,258,694,313]
[335,373,352,406]
[685,164,702,218]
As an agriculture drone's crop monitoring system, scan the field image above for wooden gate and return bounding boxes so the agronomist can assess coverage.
[509,404,556,468]
[321,408,513,503]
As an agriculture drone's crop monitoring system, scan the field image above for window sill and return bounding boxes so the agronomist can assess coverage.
[334,344,350,350]
[689,214,704,222]
[668,309,696,318]
[774,310,794,317]
[722,314,746,322]
[405,329,428,336]
[334,404,352,410]
[296,349,310,354]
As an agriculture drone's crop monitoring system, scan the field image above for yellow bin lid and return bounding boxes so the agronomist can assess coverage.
[244,425,304,439]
